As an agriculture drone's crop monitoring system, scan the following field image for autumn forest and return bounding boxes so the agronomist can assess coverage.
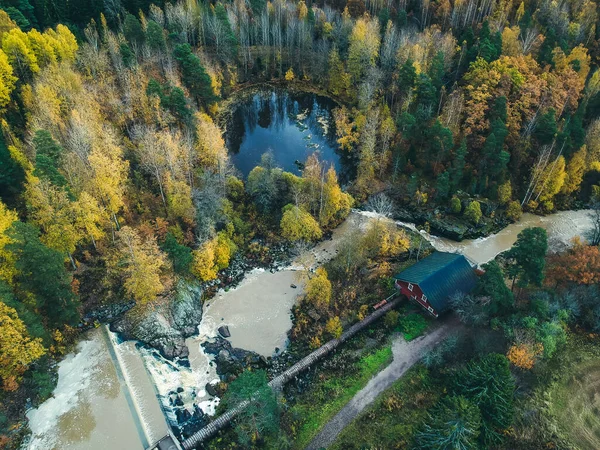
[1,0,600,447]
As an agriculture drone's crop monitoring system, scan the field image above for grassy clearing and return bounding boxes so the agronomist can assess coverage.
[330,365,439,449]
[548,351,600,449]
[289,344,393,449]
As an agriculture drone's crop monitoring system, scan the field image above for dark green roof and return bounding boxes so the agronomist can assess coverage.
[394,252,477,313]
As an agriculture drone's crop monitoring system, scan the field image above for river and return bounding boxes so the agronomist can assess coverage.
[25,208,593,449]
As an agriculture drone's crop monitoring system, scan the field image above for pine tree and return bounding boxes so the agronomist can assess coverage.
[7,221,80,327]
[416,395,481,450]
[173,44,217,107]
[454,354,515,445]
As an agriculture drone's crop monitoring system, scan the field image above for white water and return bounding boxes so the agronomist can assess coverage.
[26,329,148,450]
[27,208,593,449]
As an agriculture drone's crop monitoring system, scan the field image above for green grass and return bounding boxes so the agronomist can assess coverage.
[398,313,429,341]
[548,352,600,449]
[290,345,393,449]
[330,365,440,450]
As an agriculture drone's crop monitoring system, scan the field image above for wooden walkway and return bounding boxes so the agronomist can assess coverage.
[178,295,402,449]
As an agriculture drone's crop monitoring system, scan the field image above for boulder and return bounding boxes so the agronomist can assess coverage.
[205,382,218,397]
[218,325,231,338]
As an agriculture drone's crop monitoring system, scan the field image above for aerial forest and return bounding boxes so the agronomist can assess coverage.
[0,0,600,447]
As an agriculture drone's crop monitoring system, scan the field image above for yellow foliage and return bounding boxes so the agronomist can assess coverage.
[506,200,523,222]
[117,226,168,306]
[325,316,343,338]
[305,267,332,311]
[25,176,81,257]
[45,24,78,62]
[319,166,353,227]
[27,29,57,68]
[195,113,228,169]
[192,240,218,281]
[309,335,321,349]
[280,205,322,242]
[0,49,16,108]
[534,156,566,203]
[0,200,18,284]
[501,26,522,56]
[2,28,39,75]
[191,232,237,281]
[562,147,586,195]
[497,180,512,204]
[0,301,46,391]
[0,10,17,42]
[285,67,295,81]
[87,136,129,218]
[72,191,106,247]
[363,220,410,258]
[165,175,196,223]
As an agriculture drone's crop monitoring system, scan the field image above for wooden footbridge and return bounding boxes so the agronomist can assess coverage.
[160,294,402,450]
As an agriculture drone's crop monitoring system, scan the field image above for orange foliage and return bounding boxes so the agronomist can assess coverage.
[546,244,600,286]
[507,343,543,369]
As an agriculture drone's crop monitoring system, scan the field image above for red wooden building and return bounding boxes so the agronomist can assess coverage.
[394,252,478,317]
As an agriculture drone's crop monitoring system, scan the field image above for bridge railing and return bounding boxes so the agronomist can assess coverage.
[181,295,401,450]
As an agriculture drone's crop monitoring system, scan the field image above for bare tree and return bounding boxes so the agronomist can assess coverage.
[365,193,395,217]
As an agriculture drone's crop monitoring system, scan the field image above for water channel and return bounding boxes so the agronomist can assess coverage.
[25,206,593,449]
[24,86,595,450]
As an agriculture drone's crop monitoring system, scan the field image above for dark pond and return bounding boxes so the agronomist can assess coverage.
[225,89,348,179]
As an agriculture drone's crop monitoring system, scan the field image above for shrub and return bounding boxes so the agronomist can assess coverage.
[450,196,462,214]
[464,200,482,225]
[505,200,522,222]
[399,313,428,340]
[384,310,400,328]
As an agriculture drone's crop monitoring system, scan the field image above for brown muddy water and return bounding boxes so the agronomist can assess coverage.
[26,209,593,449]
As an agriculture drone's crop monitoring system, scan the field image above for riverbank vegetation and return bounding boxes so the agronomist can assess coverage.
[326,228,600,450]
[1,0,600,446]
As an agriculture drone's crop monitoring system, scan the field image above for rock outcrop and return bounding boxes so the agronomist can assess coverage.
[202,337,268,381]
[111,280,203,359]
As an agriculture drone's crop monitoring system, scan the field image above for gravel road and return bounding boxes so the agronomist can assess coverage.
[305,320,458,450]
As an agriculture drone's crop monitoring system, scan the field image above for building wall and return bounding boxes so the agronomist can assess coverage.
[395,280,438,317]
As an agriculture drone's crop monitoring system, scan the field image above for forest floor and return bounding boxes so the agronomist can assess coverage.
[305,318,459,450]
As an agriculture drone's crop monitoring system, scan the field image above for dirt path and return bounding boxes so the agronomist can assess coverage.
[305,320,458,450]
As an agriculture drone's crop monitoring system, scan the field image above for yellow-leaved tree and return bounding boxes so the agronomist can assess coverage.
[87,133,129,229]
[304,267,332,311]
[27,28,57,68]
[117,226,169,306]
[319,166,353,228]
[192,231,237,281]
[195,113,228,170]
[363,220,410,258]
[325,316,343,338]
[45,24,78,63]
[0,301,46,391]
[0,200,18,284]
[561,147,587,195]
[533,156,566,209]
[0,49,16,109]
[25,176,81,265]
[165,175,196,223]
[2,28,39,79]
[280,205,322,242]
[192,239,218,281]
[72,191,106,249]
